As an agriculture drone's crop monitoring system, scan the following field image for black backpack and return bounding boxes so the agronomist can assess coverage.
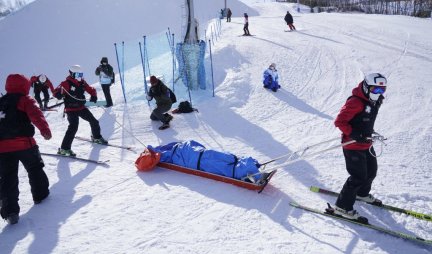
[168,88,177,103]
[178,101,195,113]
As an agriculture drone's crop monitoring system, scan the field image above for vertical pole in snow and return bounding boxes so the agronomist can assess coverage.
[143,36,151,77]
[209,40,215,97]
[172,33,176,92]
[121,41,125,93]
[114,42,127,103]
[139,42,150,106]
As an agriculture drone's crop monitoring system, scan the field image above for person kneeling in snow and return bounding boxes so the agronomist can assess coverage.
[263,63,280,92]
[144,140,268,183]
[146,76,173,130]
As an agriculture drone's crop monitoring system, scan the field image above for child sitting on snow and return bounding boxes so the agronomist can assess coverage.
[263,63,281,92]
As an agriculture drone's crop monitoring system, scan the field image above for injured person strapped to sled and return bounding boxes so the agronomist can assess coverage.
[137,140,269,183]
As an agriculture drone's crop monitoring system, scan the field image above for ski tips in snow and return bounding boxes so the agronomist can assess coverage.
[290,201,432,246]
[310,186,432,222]
[40,152,109,166]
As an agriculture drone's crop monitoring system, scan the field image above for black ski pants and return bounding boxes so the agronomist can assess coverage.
[61,108,102,150]
[150,104,172,124]
[102,84,113,107]
[335,147,378,211]
[243,22,250,35]
[0,146,49,218]
[34,87,50,108]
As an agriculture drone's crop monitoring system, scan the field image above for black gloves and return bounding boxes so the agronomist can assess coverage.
[54,92,63,100]
[90,95,98,103]
[349,130,369,143]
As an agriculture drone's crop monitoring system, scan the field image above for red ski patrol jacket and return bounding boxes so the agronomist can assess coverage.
[54,76,97,112]
[334,82,383,150]
[0,74,51,153]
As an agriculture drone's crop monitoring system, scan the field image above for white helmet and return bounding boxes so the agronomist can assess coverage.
[69,65,83,80]
[38,74,47,83]
[362,73,387,101]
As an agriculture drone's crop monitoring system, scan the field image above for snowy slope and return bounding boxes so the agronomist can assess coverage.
[1,0,432,253]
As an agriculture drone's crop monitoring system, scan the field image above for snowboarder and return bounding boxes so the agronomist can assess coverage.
[226,8,232,22]
[243,13,250,36]
[146,76,173,130]
[54,65,107,156]
[263,63,281,92]
[0,74,52,225]
[333,73,387,220]
[95,57,115,107]
[284,11,296,31]
[30,74,55,110]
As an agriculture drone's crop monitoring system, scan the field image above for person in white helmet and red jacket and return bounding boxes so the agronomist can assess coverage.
[0,74,52,225]
[53,65,107,156]
[333,73,387,221]
[29,74,55,110]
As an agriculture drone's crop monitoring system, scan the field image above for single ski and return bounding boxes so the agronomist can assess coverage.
[290,201,432,246]
[310,186,432,222]
[75,136,134,151]
[40,152,109,165]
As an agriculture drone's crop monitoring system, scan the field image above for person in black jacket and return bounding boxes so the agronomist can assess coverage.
[146,76,173,130]
[243,13,250,36]
[226,8,232,22]
[95,57,115,107]
[284,11,296,31]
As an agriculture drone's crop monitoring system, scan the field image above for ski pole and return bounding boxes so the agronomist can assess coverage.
[260,137,340,166]
[243,140,357,181]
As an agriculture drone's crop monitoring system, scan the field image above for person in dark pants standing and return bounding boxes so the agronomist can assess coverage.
[95,57,115,107]
[54,65,107,156]
[333,73,388,220]
[0,74,52,225]
[226,8,232,22]
[146,76,173,130]
[284,11,296,31]
[30,74,55,110]
[243,13,250,36]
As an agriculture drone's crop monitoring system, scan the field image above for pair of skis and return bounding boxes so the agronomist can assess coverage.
[290,186,432,246]
[41,136,134,165]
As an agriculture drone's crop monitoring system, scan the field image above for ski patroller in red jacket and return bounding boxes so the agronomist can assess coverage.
[30,75,55,93]
[54,76,97,112]
[0,74,51,153]
[334,82,383,150]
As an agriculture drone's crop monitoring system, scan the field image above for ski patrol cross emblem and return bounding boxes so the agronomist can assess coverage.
[365,105,371,113]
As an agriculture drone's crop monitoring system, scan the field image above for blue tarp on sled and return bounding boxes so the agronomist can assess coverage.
[148,140,261,182]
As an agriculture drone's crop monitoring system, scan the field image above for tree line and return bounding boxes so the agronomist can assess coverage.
[279,0,432,17]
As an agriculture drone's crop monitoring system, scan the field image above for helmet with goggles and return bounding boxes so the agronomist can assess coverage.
[362,73,387,101]
[69,65,84,80]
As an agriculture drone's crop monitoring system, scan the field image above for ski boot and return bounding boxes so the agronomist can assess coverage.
[57,148,76,157]
[6,213,19,225]
[357,194,382,206]
[91,136,108,145]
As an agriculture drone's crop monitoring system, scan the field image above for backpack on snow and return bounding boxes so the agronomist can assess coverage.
[177,101,197,113]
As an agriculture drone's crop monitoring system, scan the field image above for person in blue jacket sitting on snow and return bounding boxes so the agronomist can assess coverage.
[263,63,281,92]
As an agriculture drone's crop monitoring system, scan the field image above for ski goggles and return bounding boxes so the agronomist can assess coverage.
[74,72,84,78]
[369,85,386,94]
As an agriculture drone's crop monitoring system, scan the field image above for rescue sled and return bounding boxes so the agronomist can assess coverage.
[157,162,276,193]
